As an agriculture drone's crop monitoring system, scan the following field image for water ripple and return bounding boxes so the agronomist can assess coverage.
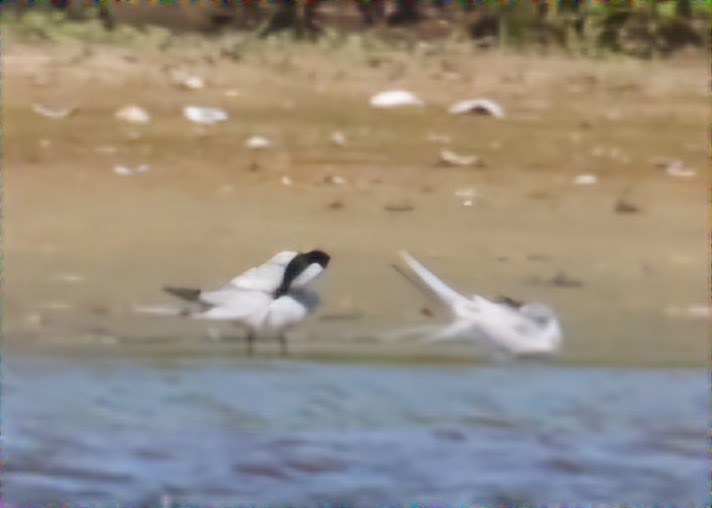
[3,355,707,505]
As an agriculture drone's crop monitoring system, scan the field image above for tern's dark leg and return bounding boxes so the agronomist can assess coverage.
[246,331,255,356]
[279,333,288,357]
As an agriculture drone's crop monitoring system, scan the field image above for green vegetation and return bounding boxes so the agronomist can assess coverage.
[2,1,707,59]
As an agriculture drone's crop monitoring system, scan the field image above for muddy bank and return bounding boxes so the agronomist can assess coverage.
[3,37,708,366]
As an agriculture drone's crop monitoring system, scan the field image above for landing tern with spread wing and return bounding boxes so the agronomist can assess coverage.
[394,251,562,358]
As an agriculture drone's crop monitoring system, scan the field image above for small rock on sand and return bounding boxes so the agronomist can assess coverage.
[384,199,415,212]
[330,131,346,146]
[183,106,228,125]
[115,105,151,124]
[573,174,598,185]
[245,136,271,150]
[438,149,482,167]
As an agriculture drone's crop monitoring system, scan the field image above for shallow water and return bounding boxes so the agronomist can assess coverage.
[3,354,707,506]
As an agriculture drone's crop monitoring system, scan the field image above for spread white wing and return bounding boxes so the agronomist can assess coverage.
[397,251,562,356]
[397,251,469,310]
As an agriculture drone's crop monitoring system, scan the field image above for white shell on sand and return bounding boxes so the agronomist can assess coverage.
[439,149,481,167]
[115,105,151,124]
[245,136,272,150]
[330,131,346,146]
[32,103,77,119]
[573,174,598,185]
[370,90,424,108]
[183,106,228,125]
[448,99,505,118]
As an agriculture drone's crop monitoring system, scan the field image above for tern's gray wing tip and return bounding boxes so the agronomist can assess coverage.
[163,286,202,302]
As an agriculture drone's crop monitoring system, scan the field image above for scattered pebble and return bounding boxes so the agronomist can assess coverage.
[330,131,346,147]
[31,74,52,87]
[58,273,85,282]
[95,144,117,155]
[527,254,553,261]
[324,175,347,186]
[573,174,598,185]
[426,132,451,144]
[614,188,640,214]
[550,271,583,288]
[112,164,150,176]
[319,311,364,321]
[133,305,181,316]
[87,304,115,316]
[113,165,133,176]
[39,302,74,310]
[183,106,228,125]
[438,149,482,168]
[591,146,605,157]
[39,139,52,149]
[32,103,77,119]
[170,71,205,91]
[281,175,293,186]
[370,90,424,108]
[97,334,119,346]
[384,200,414,212]
[223,88,240,97]
[454,187,476,198]
[245,135,271,150]
[664,304,710,320]
[115,105,151,124]
[125,131,143,142]
[614,199,639,214]
[23,312,43,327]
[327,200,345,210]
[448,99,505,118]
[663,160,696,179]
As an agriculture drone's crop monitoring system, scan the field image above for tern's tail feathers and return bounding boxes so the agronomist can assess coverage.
[163,286,201,302]
[396,251,467,308]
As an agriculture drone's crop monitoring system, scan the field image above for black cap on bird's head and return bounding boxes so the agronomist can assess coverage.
[274,249,330,297]
[303,249,330,268]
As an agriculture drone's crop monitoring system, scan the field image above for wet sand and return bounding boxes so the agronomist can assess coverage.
[3,36,708,366]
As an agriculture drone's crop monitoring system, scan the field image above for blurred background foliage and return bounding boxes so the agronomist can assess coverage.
[2,0,708,58]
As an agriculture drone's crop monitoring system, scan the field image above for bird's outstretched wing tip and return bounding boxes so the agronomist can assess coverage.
[163,286,201,302]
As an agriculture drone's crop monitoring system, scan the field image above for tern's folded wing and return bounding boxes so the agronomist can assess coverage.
[226,251,298,293]
[194,291,272,321]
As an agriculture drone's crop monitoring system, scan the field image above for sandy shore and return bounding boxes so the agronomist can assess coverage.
[3,36,708,366]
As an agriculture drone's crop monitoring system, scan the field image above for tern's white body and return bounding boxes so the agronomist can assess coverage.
[190,251,323,335]
[196,286,319,335]
[398,251,562,357]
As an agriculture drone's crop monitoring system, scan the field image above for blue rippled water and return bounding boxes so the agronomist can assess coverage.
[3,354,707,506]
